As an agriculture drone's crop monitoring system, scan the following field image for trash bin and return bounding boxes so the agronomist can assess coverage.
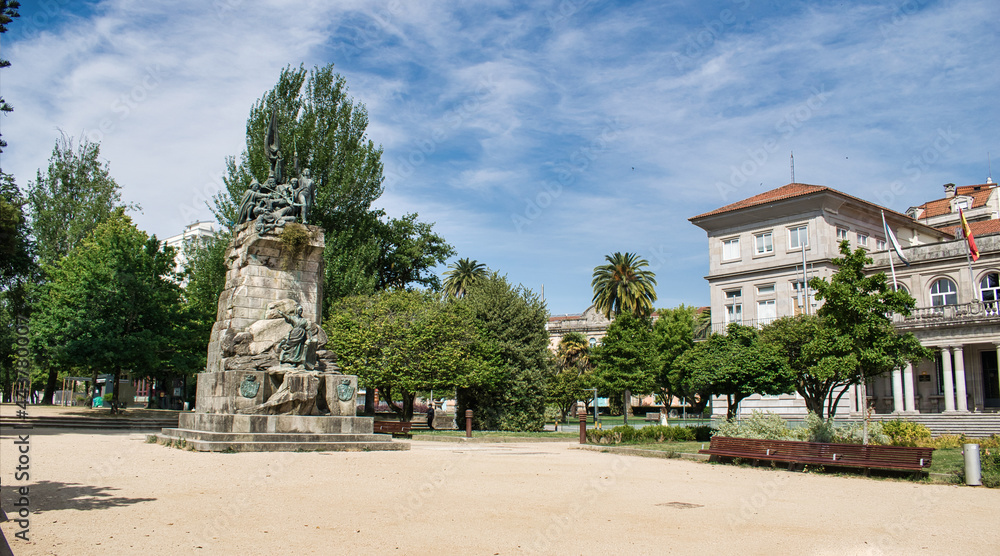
[964,444,982,486]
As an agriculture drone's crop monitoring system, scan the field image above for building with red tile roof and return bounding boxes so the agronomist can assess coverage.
[690,180,1000,419]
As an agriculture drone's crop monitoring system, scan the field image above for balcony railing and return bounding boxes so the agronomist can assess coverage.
[694,317,778,340]
[893,301,1000,326]
[695,302,999,340]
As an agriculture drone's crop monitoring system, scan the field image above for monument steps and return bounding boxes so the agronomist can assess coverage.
[0,414,179,430]
[158,428,394,443]
[155,430,409,452]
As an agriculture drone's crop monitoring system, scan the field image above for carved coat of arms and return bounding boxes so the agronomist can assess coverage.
[336,379,355,402]
[239,374,261,398]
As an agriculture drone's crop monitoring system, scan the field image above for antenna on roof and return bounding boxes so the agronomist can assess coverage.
[988,152,993,185]
[790,152,795,184]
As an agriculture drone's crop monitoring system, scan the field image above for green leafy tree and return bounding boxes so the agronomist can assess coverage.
[29,211,183,413]
[676,324,794,420]
[592,310,659,424]
[373,214,454,291]
[211,64,450,312]
[807,241,930,414]
[456,273,551,431]
[179,232,229,327]
[443,258,488,298]
[651,305,699,414]
[27,135,133,403]
[27,135,132,268]
[759,315,858,419]
[325,290,488,420]
[0,173,32,288]
[0,173,33,402]
[547,331,593,422]
[0,1,20,151]
[591,252,657,319]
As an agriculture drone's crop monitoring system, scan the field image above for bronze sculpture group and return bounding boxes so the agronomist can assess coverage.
[236,110,316,234]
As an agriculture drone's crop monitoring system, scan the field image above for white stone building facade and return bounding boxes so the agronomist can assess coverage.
[689,182,1000,418]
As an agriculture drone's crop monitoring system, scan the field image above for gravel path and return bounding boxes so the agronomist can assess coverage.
[1,430,996,555]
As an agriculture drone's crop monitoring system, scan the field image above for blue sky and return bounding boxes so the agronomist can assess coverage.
[3,0,998,316]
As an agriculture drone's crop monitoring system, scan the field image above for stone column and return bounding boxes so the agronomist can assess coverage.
[891,368,904,413]
[954,345,969,412]
[903,362,917,413]
[941,347,956,412]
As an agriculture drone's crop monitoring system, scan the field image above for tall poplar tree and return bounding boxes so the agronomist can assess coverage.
[212,64,451,314]
[27,135,133,402]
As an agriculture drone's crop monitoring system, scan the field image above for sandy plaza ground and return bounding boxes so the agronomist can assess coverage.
[1,424,998,555]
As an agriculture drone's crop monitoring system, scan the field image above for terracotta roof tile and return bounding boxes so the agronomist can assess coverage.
[935,219,1000,238]
[690,183,827,220]
[690,183,909,221]
[914,186,994,218]
[968,219,1000,237]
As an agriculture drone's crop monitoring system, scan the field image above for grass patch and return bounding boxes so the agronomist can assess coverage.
[415,430,578,439]
[601,441,706,454]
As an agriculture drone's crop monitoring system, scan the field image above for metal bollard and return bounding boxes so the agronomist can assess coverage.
[465,409,473,438]
[964,443,982,486]
[578,403,587,444]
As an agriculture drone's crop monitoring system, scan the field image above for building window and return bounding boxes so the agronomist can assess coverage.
[722,238,740,261]
[930,278,958,307]
[757,284,775,296]
[788,225,808,250]
[724,289,742,324]
[856,232,868,247]
[754,232,773,255]
[981,273,1000,315]
[757,299,776,322]
[955,199,969,211]
[589,337,597,348]
[876,238,886,250]
[836,227,849,241]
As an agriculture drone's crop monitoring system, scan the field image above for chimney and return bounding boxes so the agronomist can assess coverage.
[944,183,956,198]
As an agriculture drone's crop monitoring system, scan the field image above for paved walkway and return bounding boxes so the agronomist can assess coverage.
[0,430,996,555]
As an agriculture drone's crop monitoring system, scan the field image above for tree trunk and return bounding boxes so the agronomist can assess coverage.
[828,383,851,420]
[380,386,404,418]
[363,381,375,415]
[110,368,121,415]
[42,367,57,405]
[402,389,414,421]
[623,389,631,426]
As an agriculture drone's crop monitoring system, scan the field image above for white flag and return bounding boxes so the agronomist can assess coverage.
[882,212,910,266]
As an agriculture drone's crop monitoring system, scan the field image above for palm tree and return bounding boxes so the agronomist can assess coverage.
[443,258,487,297]
[591,252,657,319]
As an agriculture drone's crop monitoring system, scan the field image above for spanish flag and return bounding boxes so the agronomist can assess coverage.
[959,208,980,261]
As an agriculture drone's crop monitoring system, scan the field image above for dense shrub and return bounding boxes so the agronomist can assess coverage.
[830,420,888,445]
[690,425,714,442]
[586,424,703,444]
[981,451,1000,489]
[715,411,890,445]
[924,434,1000,450]
[882,419,932,447]
[715,411,794,440]
[640,425,695,442]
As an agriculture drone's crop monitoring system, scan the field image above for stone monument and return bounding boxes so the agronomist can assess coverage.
[157,112,406,452]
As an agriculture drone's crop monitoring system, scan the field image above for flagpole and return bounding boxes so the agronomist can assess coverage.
[959,208,979,301]
[964,234,977,301]
[881,211,898,290]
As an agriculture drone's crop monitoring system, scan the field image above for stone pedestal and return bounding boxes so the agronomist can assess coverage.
[207,223,325,374]
[155,221,408,452]
[432,412,458,430]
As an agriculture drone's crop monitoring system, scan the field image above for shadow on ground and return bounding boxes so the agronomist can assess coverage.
[0,481,156,513]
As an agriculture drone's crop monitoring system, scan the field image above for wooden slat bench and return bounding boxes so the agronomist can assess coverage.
[699,436,933,475]
[373,420,413,438]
